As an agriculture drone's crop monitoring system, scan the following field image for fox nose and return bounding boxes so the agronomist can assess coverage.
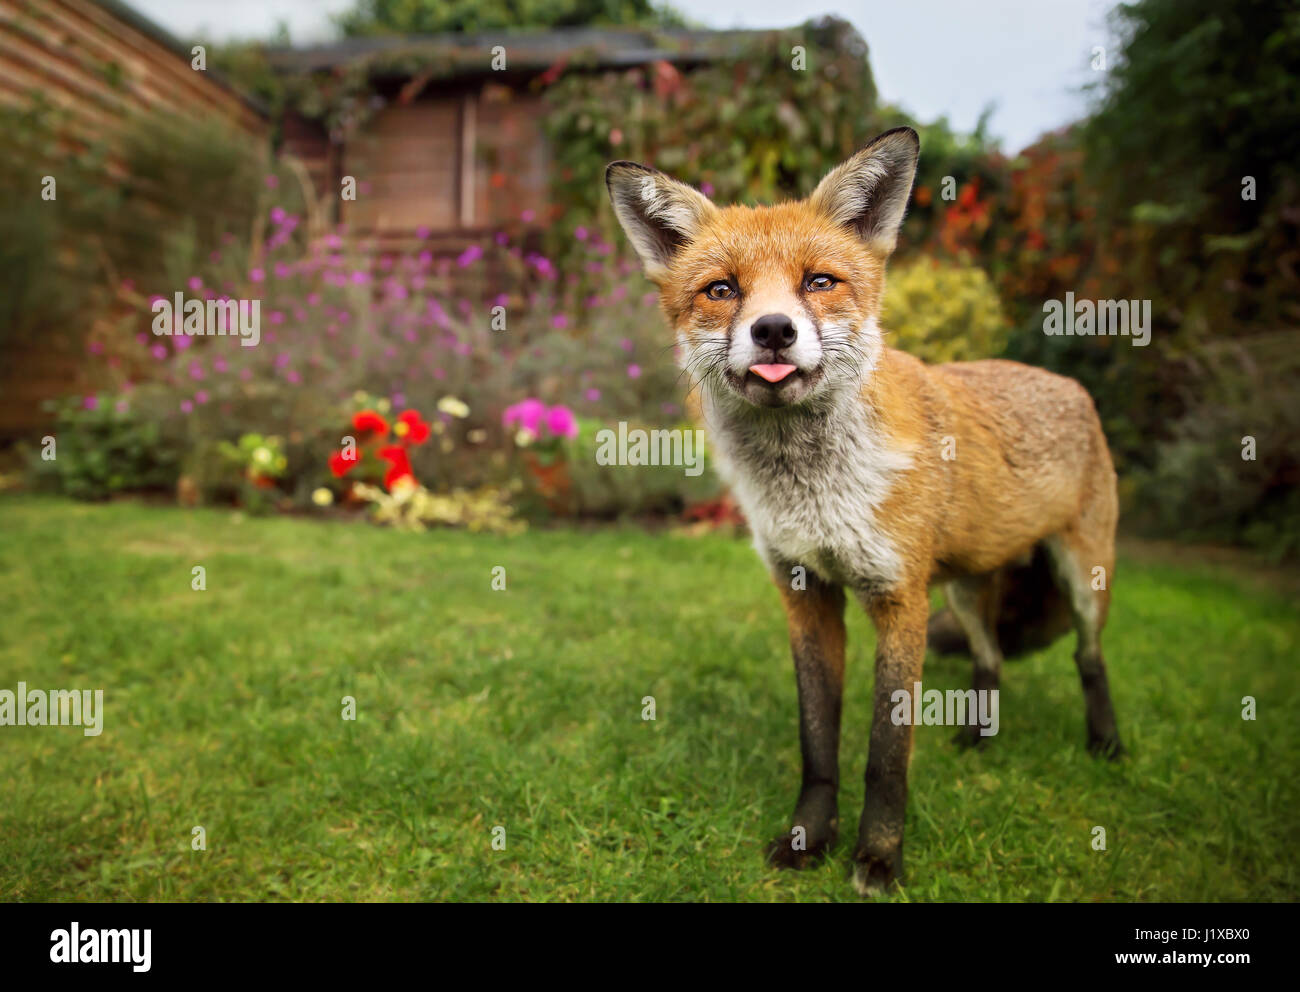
[750,313,797,351]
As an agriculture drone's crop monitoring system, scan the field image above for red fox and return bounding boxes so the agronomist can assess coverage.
[606,127,1123,895]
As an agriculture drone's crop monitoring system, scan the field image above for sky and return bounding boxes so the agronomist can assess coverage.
[130,0,1120,152]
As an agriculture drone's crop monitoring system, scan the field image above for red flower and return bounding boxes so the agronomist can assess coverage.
[352,409,388,436]
[396,409,431,444]
[328,450,358,477]
[378,445,415,490]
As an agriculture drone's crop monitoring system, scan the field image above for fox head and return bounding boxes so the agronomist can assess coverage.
[606,127,919,410]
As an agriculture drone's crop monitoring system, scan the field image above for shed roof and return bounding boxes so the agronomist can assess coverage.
[91,0,268,116]
[264,26,780,77]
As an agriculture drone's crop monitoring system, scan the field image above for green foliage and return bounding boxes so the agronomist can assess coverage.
[564,417,719,518]
[882,258,1008,363]
[1082,0,1300,335]
[1126,338,1300,560]
[0,100,116,352]
[335,0,686,35]
[214,433,289,515]
[541,18,888,274]
[27,395,184,501]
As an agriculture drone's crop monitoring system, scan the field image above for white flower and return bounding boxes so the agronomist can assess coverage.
[438,396,470,418]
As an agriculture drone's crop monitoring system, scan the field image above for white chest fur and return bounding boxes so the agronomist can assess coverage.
[705,394,913,590]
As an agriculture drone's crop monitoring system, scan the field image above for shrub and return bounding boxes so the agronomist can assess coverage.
[882,258,1008,363]
[28,393,184,500]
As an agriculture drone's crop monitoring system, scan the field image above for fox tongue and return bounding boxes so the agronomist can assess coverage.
[749,363,797,383]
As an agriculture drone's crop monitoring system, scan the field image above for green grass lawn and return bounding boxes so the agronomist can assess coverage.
[0,494,1296,902]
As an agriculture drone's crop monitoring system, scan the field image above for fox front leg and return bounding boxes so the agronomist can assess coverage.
[767,567,847,869]
[851,581,929,895]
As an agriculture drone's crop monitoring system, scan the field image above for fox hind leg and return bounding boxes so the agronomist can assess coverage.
[945,574,1004,748]
[1043,531,1124,758]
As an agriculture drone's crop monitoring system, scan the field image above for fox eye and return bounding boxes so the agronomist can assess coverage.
[805,274,838,292]
[703,280,737,301]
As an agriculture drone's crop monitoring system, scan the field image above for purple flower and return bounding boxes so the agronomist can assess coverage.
[551,314,568,329]
[584,388,601,402]
[249,268,264,283]
[457,244,484,268]
[546,405,579,439]
[627,364,642,379]
[575,226,589,241]
[82,395,98,411]
[187,276,203,291]
[503,398,546,434]
[270,206,287,224]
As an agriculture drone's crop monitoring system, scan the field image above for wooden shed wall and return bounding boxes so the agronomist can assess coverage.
[283,84,550,239]
[0,0,265,139]
[0,0,267,442]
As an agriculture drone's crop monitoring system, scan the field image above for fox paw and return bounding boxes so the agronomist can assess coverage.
[850,851,901,897]
[766,828,835,870]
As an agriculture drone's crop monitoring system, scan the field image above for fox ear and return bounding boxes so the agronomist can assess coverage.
[810,127,920,256]
[605,162,716,281]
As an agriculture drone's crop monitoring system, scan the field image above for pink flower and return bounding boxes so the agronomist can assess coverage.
[627,364,642,379]
[503,398,546,434]
[551,314,568,329]
[188,276,203,291]
[584,388,601,402]
[575,226,589,241]
[82,395,98,411]
[151,344,168,360]
[249,268,264,282]
[457,244,483,267]
[270,206,287,224]
[180,399,194,413]
[264,174,279,189]
[546,405,578,440]
[195,390,209,404]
